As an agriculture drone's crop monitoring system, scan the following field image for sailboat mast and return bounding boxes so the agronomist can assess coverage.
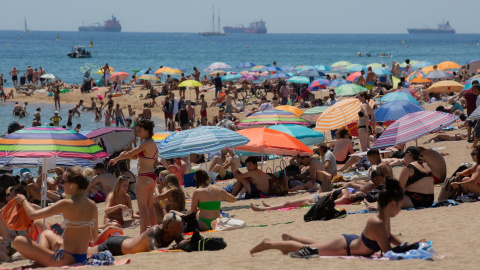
[212,5,215,32]
[218,9,220,33]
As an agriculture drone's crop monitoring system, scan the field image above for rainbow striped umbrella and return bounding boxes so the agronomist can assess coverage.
[153,132,174,144]
[372,111,458,149]
[315,98,374,131]
[301,106,328,123]
[0,126,108,160]
[238,109,310,128]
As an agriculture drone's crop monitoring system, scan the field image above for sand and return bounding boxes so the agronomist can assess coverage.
[2,86,478,269]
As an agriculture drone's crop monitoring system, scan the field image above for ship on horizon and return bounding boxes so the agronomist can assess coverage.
[79,15,121,32]
[223,20,267,34]
[407,20,455,34]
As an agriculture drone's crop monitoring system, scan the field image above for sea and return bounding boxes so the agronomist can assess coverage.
[1,31,480,87]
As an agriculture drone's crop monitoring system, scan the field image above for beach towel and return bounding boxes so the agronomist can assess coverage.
[212,218,246,231]
[0,259,130,270]
[0,199,33,231]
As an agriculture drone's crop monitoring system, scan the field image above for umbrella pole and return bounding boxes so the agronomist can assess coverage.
[42,158,48,231]
[261,147,264,171]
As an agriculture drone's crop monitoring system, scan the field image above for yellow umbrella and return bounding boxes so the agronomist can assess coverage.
[94,66,115,75]
[178,80,203,87]
[275,105,304,117]
[426,80,464,93]
[208,70,227,77]
[164,69,182,75]
[420,65,445,74]
[154,67,173,74]
[437,61,460,70]
[315,98,374,131]
[366,63,383,69]
[331,61,351,67]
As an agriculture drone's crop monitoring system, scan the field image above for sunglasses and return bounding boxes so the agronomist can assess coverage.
[60,180,73,185]
[471,152,478,156]
[165,211,177,230]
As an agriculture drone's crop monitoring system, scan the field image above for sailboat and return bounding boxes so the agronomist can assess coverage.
[199,6,226,36]
[24,17,29,33]
[56,34,60,41]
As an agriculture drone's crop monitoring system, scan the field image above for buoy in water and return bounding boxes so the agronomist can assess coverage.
[56,34,60,41]
[357,52,361,56]
[402,41,405,44]
[17,37,20,40]
[89,40,94,47]
[6,44,10,46]
[144,39,147,42]
[246,45,249,48]
[309,41,312,44]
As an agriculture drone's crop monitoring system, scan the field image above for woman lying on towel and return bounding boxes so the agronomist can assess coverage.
[13,166,99,267]
[250,179,422,257]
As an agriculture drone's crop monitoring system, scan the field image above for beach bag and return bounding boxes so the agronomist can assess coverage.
[304,194,341,222]
[182,212,200,233]
[266,167,288,196]
[0,199,33,231]
[212,218,246,231]
[438,175,462,201]
[365,184,384,203]
[285,164,301,177]
[183,230,227,252]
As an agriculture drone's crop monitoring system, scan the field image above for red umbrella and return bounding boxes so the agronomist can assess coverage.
[346,72,362,82]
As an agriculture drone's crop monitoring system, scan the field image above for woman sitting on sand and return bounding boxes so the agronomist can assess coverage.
[250,179,418,258]
[187,170,236,231]
[104,176,137,228]
[331,129,355,165]
[13,166,98,267]
[398,146,434,209]
[154,174,186,223]
[118,161,136,198]
[451,145,480,196]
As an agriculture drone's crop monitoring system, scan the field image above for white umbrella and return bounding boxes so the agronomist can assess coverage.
[40,74,57,79]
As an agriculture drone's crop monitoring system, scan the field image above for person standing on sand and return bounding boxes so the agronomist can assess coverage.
[26,65,34,84]
[365,67,377,93]
[9,67,19,87]
[179,73,186,99]
[213,73,222,98]
[162,96,173,128]
[192,67,200,100]
[199,94,207,125]
[101,63,110,87]
[39,66,45,87]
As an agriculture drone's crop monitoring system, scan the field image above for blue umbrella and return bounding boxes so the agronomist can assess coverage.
[260,66,283,72]
[297,69,325,77]
[269,72,292,80]
[158,126,249,159]
[221,74,242,81]
[137,69,148,76]
[373,68,391,75]
[423,70,454,79]
[314,65,330,71]
[374,100,425,122]
[413,61,434,69]
[0,157,95,169]
[267,124,325,146]
[296,65,316,72]
[287,76,310,84]
[280,65,295,72]
[347,65,367,72]
[307,79,330,91]
[327,79,350,87]
[236,62,256,69]
[380,92,420,105]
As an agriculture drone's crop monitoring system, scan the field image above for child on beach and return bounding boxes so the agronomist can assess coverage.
[104,108,112,127]
[66,110,73,126]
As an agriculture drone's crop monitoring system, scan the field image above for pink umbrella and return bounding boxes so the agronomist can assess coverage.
[109,71,129,82]
[346,72,362,82]
[240,74,259,82]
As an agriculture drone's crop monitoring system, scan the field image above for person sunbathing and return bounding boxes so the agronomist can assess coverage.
[250,179,421,258]
[425,133,467,143]
[104,176,138,228]
[451,146,480,196]
[88,212,184,256]
[153,174,185,223]
[13,166,99,267]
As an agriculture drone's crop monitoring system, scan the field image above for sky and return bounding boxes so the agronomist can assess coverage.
[2,0,480,34]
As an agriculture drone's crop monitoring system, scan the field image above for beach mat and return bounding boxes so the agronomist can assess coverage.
[1,259,130,270]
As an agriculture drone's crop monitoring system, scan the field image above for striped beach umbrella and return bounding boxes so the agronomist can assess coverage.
[308,79,330,91]
[275,105,304,117]
[158,126,249,159]
[287,76,310,84]
[153,132,174,144]
[238,110,310,128]
[268,124,325,146]
[0,127,108,160]
[301,106,328,123]
[372,111,458,149]
[335,84,367,96]
[138,74,161,81]
[315,98,374,131]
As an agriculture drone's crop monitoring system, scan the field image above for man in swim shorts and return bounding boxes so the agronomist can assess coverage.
[231,156,270,198]
[84,163,116,203]
[365,67,377,92]
[9,67,19,87]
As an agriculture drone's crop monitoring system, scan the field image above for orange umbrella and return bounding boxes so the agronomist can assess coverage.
[437,61,460,70]
[234,128,313,156]
[275,105,304,117]
[420,65,445,74]
[426,80,464,93]
[154,67,174,74]
[315,98,374,131]
[409,76,431,84]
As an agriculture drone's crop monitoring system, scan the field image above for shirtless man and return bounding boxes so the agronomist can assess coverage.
[297,155,332,192]
[26,65,34,83]
[365,67,377,93]
[224,90,240,114]
[192,67,201,100]
[113,103,125,127]
[231,156,270,198]
[12,102,22,116]
[9,67,19,87]
[356,70,366,86]
[451,146,480,196]
[21,102,28,117]
[39,66,45,87]
[88,212,184,256]
[365,148,394,179]
[208,148,240,180]
[143,103,152,120]
[85,163,116,203]
[33,69,39,85]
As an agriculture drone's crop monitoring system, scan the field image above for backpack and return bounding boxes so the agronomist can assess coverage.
[304,194,343,222]
[183,229,227,252]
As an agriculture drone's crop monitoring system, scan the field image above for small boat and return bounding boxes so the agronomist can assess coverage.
[67,45,92,58]
[199,6,226,36]
[56,34,60,41]
[89,38,94,47]
[24,18,29,33]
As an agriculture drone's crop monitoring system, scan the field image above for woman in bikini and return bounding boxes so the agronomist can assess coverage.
[109,119,158,233]
[357,91,376,152]
[250,179,422,258]
[154,174,186,222]
[13,166,98,267]
[187,170,236,231]
[398,146,434,209]
[104,176,136,228]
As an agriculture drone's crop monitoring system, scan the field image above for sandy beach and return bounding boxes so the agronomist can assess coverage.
[2,85,478,270]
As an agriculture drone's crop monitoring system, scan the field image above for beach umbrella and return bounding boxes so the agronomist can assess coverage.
[426,80,464,93]
[208,70,227,77]
[297,69,325,77]
[307,79,330,91]
[372,111,458,149]
[205,62,231,71]
[138,74,161,81]
[269,73,292,80]
[420,65,446,74]
[164,69,182,75]
[327,79,350,87]
[221,74,242,82]
[367,63,383,69]
[153,132,174,144]
[374,101,425,122]
[240,74,259,82]
[331,61,351,67]
[275,105,304,117]
[109,71,129,82]
[236,62,256,69]
[260,66,282,72]
[268,124,325,146]
[132,69,142,73]
[466,60,480,74]
[397,88,418,97]
[240,71,269,77]
[437,61,460,70]
[280,65,295,72]
[287,76,310,84]
[154,67,173,74]
[409,76,431,84]
[40,74,57,80]
[373,68,391,76]
[301,106,328,123]
[334,84,367,96]
[250,65,265,71]
[238,109,310,128]
[315,98,374,131]
[234,128,313,156]
[158,126,249,159]
[380,92,420,104]
[423,70,454,79]
[346,72,362,82]
[413,61,434,69]
[178,80,203,87]
[314,65,330,72]
[347,65,367,72]
[86,127,135,155]
[0,157,95,170]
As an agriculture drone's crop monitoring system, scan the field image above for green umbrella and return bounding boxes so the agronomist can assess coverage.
[132,69,142,73]
[138,74,161,81]
[178,80,203,87]
[286,76,310,84]
[335,84,367,96]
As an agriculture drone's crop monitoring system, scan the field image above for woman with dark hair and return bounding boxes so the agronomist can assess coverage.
[118,161,136,198]
[250,179,419,258]
[315,142,337,176]
[357,91,376,151]
[110,119,158,233]
[451,145,480,196]
[398,146,434,209]
[13,166,98,266]
[187,170,236,231]
[154,174,185,222]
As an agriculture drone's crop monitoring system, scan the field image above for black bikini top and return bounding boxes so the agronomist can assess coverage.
[406,164,431,186]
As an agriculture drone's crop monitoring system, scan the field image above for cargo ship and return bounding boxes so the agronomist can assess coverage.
[79,15,121,32]
[407,20,455,34]
[223,20,267,34]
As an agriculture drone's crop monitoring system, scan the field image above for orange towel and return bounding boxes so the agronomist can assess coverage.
[0,199,33,231]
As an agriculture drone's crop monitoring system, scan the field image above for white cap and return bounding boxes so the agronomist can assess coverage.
[21,172,33,181]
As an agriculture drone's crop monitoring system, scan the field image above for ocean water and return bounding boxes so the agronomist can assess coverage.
[1,31,480,86]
